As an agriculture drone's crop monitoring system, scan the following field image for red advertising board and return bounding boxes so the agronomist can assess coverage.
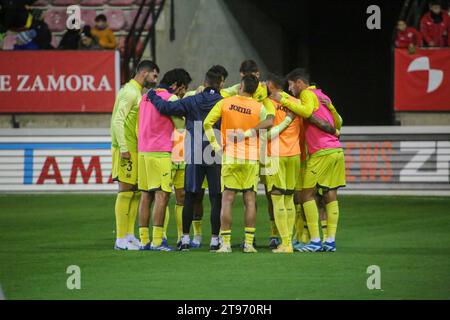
[0,50,120,113]
[394,48,450,111]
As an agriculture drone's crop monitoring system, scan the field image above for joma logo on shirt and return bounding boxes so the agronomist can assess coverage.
[276,105,289,113]
[229,104,252,114]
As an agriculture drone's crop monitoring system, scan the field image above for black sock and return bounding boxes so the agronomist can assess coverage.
[209,192,222,236]
[182,192,196,234]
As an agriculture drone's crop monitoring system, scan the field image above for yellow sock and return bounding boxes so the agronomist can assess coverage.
[284,194,295,241]
[245,227,256,246]
[114,191,133,239]
[175,204,183,242]
[152,226,164,247]
[321,219,328,241]
[295,204,304,242]
[326,201,339,240]
[163,206,169,239]
[272,194,290,246]
[139,227,150,245]
[127,191,140,236]
[302,225,310,243]
[193,220,202,237]
[302,200,320,241]
[220,230,231,246]
[270,220,278,238]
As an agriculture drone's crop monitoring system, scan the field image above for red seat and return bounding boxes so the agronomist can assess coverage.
[125,9,153,31]
[79,0,107,5]
[51,0,80,6]
[43,9,67,32]
[102,10,126,31]
[118,36,143,56]
[33,0,49,6]
[81,9,97,27]
[2,34,17,50]
[108,0,135,5]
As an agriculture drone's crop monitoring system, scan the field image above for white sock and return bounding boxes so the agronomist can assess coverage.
[311,238,321,243]
[126,234,136,241]
[210,236,219,246]
[193,235,202,244]
[181,234,190,245]
[326,237,335,243]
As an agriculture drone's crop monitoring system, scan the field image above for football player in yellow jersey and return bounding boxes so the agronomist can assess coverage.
[221,60,276,120]
[204,75,274,253]
[110,60,159,250]
[271,69,344,252]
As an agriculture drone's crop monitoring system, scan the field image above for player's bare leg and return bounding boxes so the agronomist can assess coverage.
[216,190,235,253]
[243,190,258,253]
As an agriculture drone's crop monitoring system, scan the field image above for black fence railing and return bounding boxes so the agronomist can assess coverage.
[124,0,166,82]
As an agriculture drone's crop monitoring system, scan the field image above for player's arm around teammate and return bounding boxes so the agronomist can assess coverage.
[284,69,345,253]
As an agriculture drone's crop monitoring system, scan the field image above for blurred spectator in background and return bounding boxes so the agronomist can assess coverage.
[59,26,82,50]
[420,0,449,47]
[11,9,51,50]
[14,29,38,50]
[91,14,116,49]
[395,20,422,54]
[79,25,100,50]
[0,0,36,35]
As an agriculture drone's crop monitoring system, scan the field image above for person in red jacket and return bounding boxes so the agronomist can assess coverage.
[420,0,449,47]
[395,20,423,53]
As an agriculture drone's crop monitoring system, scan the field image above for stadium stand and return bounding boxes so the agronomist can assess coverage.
[79,0,108,5]
[52,0,80,6]
[102,9,126,31]
[43,9,67,32]
[21,0,161,49]
[33,0,49,6]
[125,9,153,30]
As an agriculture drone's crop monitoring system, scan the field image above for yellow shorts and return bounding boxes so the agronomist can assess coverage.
[172,162,185,190]
[302,150,346,190]
[265,155,300,194]
[111,147,138,185]
[138,153,173,192]
[222,162,259,192]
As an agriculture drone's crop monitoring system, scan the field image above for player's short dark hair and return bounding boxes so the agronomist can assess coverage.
[204,71,223,90]
[208,65,228,80]
[239,60,259,74]
[241,74,259,95]
[136,60,160,73]
[286,68,310,84]
[95,14,107,22]
[266,73,285,89]
[160,68,192,88]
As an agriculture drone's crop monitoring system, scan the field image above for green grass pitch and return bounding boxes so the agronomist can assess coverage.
[0,194,449,300]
